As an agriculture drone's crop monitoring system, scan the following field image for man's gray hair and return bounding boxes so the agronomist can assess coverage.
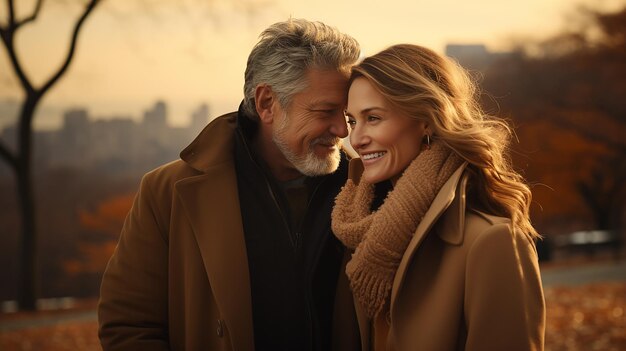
[242,18,360,118]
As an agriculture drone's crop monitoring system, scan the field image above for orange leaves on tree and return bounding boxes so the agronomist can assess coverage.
[78,194,135,237]
[63,194,135,276]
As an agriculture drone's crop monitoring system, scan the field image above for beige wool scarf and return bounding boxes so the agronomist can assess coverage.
[332,141,463,318]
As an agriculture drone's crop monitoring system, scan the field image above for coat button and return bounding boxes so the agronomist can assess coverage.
[216,319,224,337]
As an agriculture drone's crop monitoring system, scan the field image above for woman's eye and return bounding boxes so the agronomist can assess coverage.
[346,119,356,127]
[367,115,380,122]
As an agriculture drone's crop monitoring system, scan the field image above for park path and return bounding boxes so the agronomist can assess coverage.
[541,260,626,287]
[1,260,624,332]
[0,310,96,332]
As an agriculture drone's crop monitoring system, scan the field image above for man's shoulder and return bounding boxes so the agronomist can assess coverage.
[142,159,202,189]
[141,110,241,191]
[179,112,239,172]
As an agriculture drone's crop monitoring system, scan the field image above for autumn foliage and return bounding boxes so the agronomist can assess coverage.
[0,6,624,351]
[480,6,626,238]
[64,194,134,276]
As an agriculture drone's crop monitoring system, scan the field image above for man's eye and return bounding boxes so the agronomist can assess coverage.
[315,109,336,115]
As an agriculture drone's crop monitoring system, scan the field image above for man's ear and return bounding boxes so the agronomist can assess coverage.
[255,84,276,124]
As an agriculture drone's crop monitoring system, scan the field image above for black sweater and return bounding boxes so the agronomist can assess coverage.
[233,110,348,351]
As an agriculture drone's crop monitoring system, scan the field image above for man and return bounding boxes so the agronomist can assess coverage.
[98,19,361,350]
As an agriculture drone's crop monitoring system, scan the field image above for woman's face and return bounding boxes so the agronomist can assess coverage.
[346,77,427,184]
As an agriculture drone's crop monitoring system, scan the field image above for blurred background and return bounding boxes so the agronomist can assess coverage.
[0,0,624,350]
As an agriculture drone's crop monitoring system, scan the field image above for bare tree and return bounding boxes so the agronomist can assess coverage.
[0,0,101,310]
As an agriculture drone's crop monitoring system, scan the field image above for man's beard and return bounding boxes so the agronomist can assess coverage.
[272,113,342,177]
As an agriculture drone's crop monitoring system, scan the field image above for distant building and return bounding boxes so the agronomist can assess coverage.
[0,100,212,177]
[445,44,511,71]
[143,100,167,127]
[189,103,210,134]
[58,109,91,164]
[142,100,168,142]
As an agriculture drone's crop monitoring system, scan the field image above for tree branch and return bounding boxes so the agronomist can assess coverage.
[0,23,35,94]
[14,0,45,29]
[8,0,15,27]
[40,0,101,95]
[0,138,18,169]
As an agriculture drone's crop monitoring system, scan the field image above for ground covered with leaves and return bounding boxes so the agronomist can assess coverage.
[1,282,624,350]
[544,282,625,350]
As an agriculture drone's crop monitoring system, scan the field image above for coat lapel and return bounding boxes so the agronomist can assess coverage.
[389,163,468,309]
[175,165,254,350]
[175,114,254,350]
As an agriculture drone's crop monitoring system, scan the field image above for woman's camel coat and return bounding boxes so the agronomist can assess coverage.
[349,160,546,351]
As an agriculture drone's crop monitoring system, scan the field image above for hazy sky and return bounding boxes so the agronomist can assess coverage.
[0,0,623,129]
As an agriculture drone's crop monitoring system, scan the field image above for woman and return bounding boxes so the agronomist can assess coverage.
[332,44,545,350]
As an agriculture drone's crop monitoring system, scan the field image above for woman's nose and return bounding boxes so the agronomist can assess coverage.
[349,125,369,151]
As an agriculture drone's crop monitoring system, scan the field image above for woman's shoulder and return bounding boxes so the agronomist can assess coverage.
[463,208,537,258]
[467,208,510,227]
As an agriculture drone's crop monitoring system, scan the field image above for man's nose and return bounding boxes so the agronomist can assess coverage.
[329,112,349,138]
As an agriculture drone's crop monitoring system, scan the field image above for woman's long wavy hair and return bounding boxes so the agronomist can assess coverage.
[352,44,539,240]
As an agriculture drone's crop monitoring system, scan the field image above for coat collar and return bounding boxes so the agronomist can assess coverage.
[346,158,468,246]
[176,111,255,350]
[347,158,469,323]
[436,166,468,246]
[390,161,469,308]
[180,112,239,173]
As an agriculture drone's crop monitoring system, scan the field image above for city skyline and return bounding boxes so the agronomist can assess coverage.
[0,41,504,132]
[0,100,210,178]
[0,0,623,131]
[0,96,209,131]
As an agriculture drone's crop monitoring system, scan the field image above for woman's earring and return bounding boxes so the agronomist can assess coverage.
[424,134,431,150]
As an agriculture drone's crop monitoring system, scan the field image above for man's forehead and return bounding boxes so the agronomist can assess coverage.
[306,99,344,109]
